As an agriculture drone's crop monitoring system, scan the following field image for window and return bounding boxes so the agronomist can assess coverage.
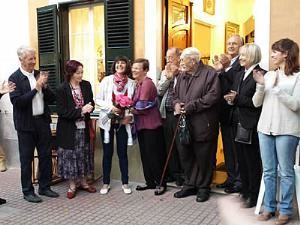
[37,0,134,110]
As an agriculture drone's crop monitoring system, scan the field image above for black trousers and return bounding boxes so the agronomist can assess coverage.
[137,126,166,186]
[163,112,182,180]
[177,138,218,192]
[220,123,241,187]
[234,128,262,200]
[17,118,52,195]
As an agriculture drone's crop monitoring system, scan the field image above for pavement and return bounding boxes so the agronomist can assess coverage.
[0,168,299,225]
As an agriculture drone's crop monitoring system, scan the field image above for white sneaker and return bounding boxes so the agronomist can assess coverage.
[100,184,110,195]
[122,184,132,194]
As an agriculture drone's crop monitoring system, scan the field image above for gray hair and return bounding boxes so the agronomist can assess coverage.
[181,47,201,62]
[167,47,182,57]
[17,45,36,61]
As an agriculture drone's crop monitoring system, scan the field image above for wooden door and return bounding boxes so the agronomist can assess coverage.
[167,0,192,50]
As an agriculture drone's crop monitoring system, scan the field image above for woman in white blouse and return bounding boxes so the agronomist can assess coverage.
[96,56,135,195]
[252,38,300,225]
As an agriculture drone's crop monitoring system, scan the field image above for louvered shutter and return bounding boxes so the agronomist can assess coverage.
[37,5,61,103]
[105,0,134,74]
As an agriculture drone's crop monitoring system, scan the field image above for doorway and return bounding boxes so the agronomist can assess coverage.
[68,4,105,97]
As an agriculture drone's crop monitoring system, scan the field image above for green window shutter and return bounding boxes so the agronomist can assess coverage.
[37,4,61,110]
[105,0,134,74]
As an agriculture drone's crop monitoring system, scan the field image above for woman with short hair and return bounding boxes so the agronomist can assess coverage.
[224,43,264,208]
[131,58,167,195]
[56,60,96,199]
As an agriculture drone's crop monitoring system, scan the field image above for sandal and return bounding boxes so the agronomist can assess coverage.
[67,187,76,199]
[78,185,97,193]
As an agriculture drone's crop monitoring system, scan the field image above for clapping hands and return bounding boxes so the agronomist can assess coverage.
[0,81,16,94]
[252,69,265,85]
[36,71,49,91]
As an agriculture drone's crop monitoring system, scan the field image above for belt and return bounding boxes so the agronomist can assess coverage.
[33,114,44,119]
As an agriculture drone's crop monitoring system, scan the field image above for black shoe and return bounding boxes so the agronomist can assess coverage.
[224,186,241,194]
[239,193,248,201]
[0,198,6,205]
[175,178,184,187]
[38,189,59,198]
[242,197,257,208]
[136,184,156,191]
[23,193,42,203]
[216,181,232,189]
[196,191,210,202]
[154,186,166,196]
[174,188,197,198]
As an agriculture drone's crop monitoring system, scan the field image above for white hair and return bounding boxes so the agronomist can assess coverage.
[17,45,36,61]
[181,47,201,62]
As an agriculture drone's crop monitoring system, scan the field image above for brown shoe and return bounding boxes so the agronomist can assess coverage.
[258,211,275,221]
[67,187,76,199]
[275,214,290,225]
[78,185,97,193]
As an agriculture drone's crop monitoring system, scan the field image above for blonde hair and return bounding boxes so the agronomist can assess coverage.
[239,43,261,65]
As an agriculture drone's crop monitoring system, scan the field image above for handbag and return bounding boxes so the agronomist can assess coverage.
[178,114,191,145]
[235,122,253,144]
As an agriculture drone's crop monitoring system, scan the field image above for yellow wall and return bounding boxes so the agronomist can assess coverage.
[270,0,300,70]
[28,0,48,68]
[192,0,255,58]
[134,0,145,58]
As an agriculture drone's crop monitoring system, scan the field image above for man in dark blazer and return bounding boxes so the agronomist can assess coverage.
[214,34,244,193]
[173,47,221,202]
[9,46,59,203]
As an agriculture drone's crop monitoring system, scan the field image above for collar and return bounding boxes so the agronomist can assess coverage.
[244,63,259,77]
[230,55,239,66]
[20,67,34,77]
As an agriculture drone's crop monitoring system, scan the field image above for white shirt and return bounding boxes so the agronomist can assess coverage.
[252,69,300,137]
[20,67,44,116]
[243,63,259,80]
[225,55,239,72]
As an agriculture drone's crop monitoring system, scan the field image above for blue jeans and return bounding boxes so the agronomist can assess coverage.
[100,124,129,185]
[258,132,299,215]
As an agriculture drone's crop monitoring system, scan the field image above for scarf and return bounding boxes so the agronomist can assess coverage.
[113,72,128,92]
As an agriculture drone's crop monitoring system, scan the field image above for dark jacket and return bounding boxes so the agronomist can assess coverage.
[231,65,265,129]
[9,69,55,131]
[218,58,243,124]
[56,80,94,149]
[174,61,221,141]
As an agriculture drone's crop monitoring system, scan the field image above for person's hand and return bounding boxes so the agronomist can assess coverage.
[165,63,179,79]
[174,102,185,115]
[213,54,231,72]
[82,102,94,114]
[224,90,237,103]
[253,69,265,85]
[121,115,133,125]
[36,71,49,91]
[0,81,16,94]
[112,106,122,115]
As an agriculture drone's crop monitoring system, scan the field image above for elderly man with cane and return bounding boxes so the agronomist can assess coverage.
[172,47,221,202]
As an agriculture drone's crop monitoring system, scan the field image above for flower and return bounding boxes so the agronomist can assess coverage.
[115,94,133,109]
[101,94,133,125]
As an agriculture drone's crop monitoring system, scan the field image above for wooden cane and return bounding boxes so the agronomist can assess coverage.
[158,113,183,188]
